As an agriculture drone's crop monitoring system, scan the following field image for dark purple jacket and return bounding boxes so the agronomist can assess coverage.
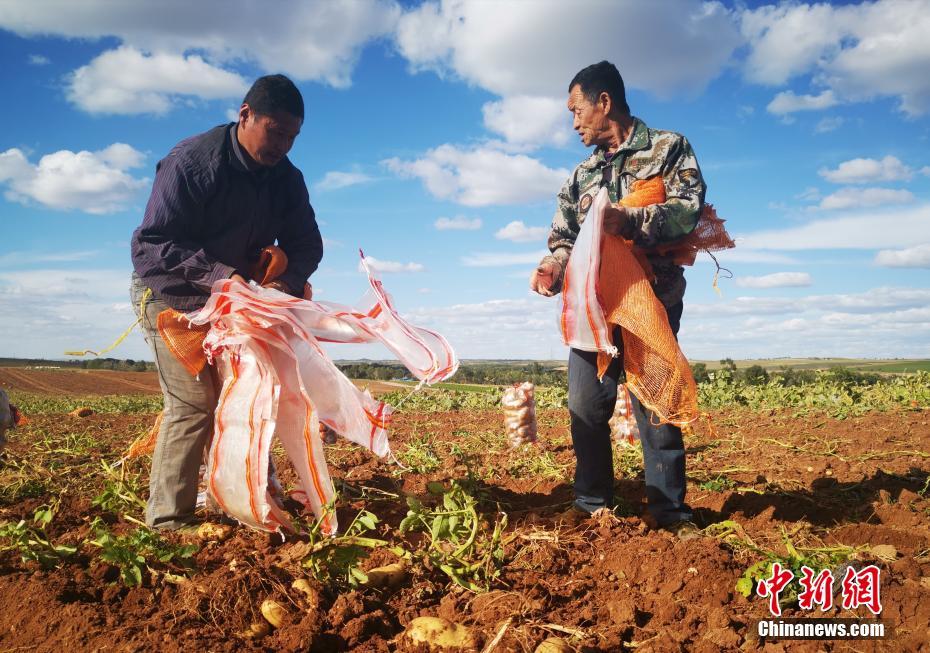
[131,123,323,310]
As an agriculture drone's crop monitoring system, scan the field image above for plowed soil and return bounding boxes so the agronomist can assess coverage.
[0,370,928,651]
[0,367,405,397]
[0,368,161,395]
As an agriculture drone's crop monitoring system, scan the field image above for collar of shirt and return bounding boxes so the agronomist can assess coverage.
[580,117,651,170]
[227,123,287,182]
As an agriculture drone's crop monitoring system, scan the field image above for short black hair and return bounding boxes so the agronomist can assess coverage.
[569,61,630,115]
[242,74,304,120]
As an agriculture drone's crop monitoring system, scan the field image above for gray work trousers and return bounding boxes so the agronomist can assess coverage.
[131,275,217,529]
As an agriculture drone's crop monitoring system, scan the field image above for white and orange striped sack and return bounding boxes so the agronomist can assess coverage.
[560,178,734,427]
[157,253,457,535]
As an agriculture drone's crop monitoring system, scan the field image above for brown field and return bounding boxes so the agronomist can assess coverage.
[0,368,162,395]
[0,367,406,398]
[0,368,928,651]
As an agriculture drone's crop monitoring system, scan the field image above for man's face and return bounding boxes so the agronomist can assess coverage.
[567,85,608,148]
[238,106,302,167]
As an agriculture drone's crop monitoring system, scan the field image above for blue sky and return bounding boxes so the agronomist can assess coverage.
[0,0,928,362]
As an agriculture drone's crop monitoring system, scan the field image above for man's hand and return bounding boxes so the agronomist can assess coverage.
[603,205,634,238]
[302,283,313,300]
[230,273,249,285]
[262,279,296,296]
[530,260,561,297]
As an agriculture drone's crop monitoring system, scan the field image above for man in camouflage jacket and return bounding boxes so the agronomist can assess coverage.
[531,61,702,539]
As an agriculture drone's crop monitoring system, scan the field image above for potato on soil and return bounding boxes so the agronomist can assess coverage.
[260,599,288,628]
[404,616,476,650]
[240,621,271,639]
[535,637,572,653]
[291,578,320,608]
[196,522,233,541]
[363,561,408,588]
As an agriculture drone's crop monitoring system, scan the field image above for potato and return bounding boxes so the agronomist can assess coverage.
[404,616,476,650]
[363,561,408,588]
[535,637,572,653]
[196,522,233,542]
[240,621,271,639]
[260,599,288,628]
[291,578,320,609]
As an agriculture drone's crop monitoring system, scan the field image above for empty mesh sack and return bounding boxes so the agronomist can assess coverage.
[177,254,458,534]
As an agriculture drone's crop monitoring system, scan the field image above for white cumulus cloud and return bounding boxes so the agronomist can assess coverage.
[0,1,401,114]
[818,187,914,210]
[0,267,154,360]
[495,221,548,243]
[383,145,567,207]
[682,286,930,359]
[0,144,148,214]
[819,156,914,184]
[741,0,930,115]
[738,203,930,251]
[482,95,571,148]
[461,251,546,267]
[434,216,482,230]
[874,243,930,268]
[814,116,844,133]
[766,90,838,115]
[394,0,740,99]
[67,46,249,114]
[735,272,812,289]
[315,170,373,192]
[359,256,424,274]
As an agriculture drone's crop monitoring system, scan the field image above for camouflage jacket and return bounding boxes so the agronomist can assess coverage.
[542,116,705,310]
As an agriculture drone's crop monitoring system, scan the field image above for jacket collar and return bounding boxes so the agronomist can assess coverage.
[227,123,291,179]
[579,116,650,170]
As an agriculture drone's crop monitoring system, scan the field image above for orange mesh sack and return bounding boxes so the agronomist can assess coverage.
[127,411,163,458]
[560,177,734,427]
[157,309,210,377]
[654,204,735,267]
[596,231,698,425]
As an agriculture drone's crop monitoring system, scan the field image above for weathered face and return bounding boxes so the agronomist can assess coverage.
[237,106,302,167]
[567,85,609,148]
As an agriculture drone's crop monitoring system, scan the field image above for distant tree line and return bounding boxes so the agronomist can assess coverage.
[337,361,569,387]
[338,359,891,388]
[337,362,407,381]
[690,359,883,386]
[0,357,154,372]
[451,362,567,387]
[78,358,153,372]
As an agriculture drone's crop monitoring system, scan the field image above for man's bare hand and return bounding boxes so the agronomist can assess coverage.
[530,260,561,297]
[262,279,297,296]
[302,282,313,300]
[230,273,249,285]
[603,205,633,237]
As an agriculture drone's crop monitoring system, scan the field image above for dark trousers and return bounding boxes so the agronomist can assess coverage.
[567,303,692,526]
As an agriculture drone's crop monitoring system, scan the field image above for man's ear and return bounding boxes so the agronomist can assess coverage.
[238,103,251,125]
[598,91,612,116]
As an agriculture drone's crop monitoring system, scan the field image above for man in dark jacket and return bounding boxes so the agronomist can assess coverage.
[130,74,322,530]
